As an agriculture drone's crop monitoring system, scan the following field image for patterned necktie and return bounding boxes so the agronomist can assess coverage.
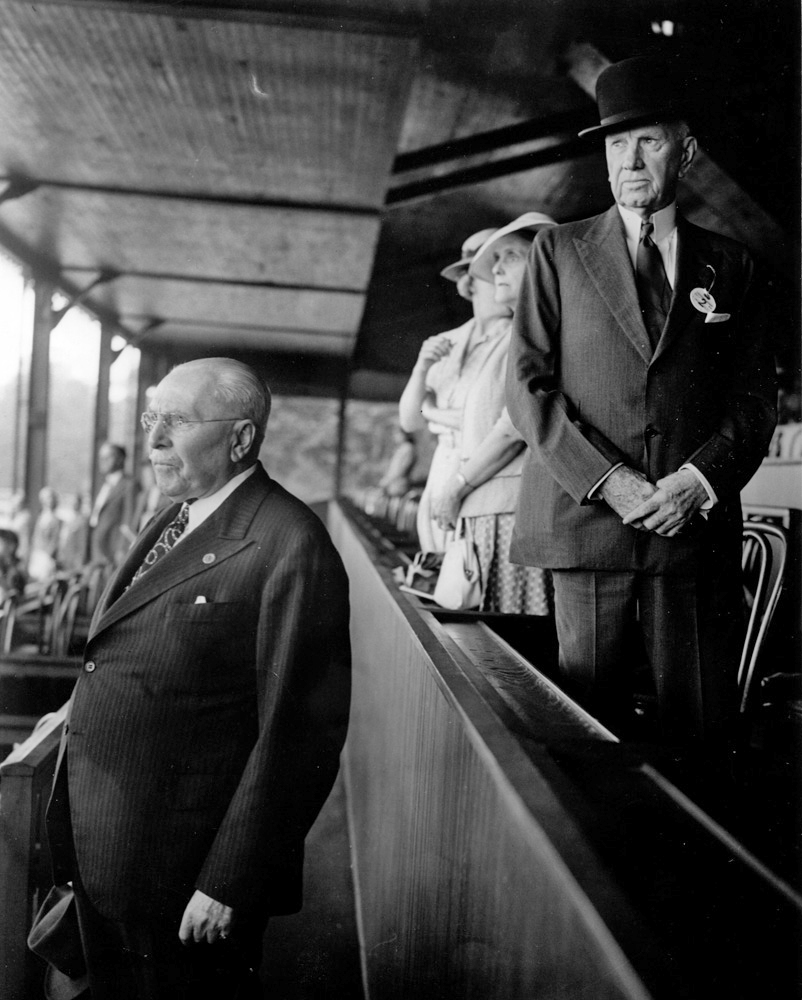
[635,219,672,350]
[129,502,191,586]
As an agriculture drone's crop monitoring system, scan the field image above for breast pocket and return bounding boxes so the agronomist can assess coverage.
[161,601,256,692]
[165,601,247,624]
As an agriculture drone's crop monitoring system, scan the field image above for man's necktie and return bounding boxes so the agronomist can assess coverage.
[635,219,672,350]
[129,502,191,586]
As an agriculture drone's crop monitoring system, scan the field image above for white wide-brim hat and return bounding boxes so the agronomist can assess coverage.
[469,212,557,283]
[439,227,499,281]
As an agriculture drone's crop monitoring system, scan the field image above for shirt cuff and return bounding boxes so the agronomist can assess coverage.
[680,463,717,511]
[586,462,624,501]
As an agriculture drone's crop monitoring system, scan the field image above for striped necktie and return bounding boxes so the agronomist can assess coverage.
[129,502,191,586]
[635,219,672,350]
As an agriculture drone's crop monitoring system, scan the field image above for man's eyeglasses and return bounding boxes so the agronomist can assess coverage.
[140,412,245,434]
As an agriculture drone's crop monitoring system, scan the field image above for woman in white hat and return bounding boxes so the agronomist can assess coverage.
[399,227,509,554]
[429,213,556,614]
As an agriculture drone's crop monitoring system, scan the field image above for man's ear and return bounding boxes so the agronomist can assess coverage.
[678,135,697,178]
[231,420,256,462]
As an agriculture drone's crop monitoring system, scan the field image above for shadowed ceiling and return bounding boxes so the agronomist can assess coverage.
[0,0,797,398]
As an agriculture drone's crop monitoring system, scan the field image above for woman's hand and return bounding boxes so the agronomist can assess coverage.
[415,333,453,372]
[432,475,469,531]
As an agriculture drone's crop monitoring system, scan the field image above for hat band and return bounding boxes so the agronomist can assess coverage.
[597,105,679,129]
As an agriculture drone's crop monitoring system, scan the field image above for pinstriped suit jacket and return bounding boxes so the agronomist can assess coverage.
[505,206,776,573]
[47,464,351,923]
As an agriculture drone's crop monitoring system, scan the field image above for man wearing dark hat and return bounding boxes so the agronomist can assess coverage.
[505,56,776,745]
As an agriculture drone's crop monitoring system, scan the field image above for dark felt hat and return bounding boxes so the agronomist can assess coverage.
[27,885,89,1000]
[578,56,687,138]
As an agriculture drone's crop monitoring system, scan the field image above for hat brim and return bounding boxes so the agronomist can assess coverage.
[578,109,684,139]
[439,258,471,282]
[469,221,556,284]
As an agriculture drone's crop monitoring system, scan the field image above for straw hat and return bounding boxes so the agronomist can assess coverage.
[439,228,499,281]
[469,212,557,283]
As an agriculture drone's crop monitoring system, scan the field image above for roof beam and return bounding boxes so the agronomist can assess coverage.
[0,0,422,37]
[0,175,378,218]
[386,137,593,205]
[59,267,365,295]
[392,109,592,173]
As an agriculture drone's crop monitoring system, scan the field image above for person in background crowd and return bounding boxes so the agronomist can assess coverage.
[59,494,90,575]
[399,227,509,554]
[43,357,351,999]
[378,427,417,498]
[505,56,776,744]
[429,213,557,615]
[0,528,26,600]
[88,442,136,566]
[9,492,32,566]
[131,457,171,532]
[28,486,62,582]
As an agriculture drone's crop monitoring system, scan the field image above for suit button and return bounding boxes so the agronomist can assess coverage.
[645,425,660,439]
[84,661,96,673]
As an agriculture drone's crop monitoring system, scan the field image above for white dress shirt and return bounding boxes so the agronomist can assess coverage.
[172,463,257,545]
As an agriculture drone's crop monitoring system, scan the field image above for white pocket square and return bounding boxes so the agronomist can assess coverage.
[705,311,731,324]
[194,595,207,604]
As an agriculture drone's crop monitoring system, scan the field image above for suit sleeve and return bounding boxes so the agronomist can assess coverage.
[680,251,777,499]
[196,516,351,914]
[506,231,628,504]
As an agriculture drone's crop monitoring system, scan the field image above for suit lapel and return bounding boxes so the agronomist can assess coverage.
[653,217,717,361]
[574,207,653,364]
[89,465,273,640]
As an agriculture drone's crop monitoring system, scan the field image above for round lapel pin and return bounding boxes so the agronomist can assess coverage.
[202,553,216,565]
[690,287,716,313]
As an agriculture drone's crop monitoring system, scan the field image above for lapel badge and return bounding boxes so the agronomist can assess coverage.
[202,553,216,565]
[690,264,717,314]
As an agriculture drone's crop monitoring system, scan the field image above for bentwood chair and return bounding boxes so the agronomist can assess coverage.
[739,520,788,716]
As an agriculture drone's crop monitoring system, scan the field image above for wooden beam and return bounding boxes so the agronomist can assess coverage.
[386,137,593,205]
[392,110,593,173]
[0,176,378,218]
[0,0,422,36]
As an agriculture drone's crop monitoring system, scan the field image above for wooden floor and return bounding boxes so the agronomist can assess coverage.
[260,771,364,1000]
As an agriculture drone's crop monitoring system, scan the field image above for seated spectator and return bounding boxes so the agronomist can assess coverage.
[0,528,26,600]
[28,486,63,583]
[8,492,32,566]
[379,427,417,498]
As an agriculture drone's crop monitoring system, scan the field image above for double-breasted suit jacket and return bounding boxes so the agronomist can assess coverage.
[505,206,777,575]
[48,464,351,925]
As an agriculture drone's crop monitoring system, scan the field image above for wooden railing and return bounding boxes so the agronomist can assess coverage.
[0,705,66,1000]
[331,500,802,1000]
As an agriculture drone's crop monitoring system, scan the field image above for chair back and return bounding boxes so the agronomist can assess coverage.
[739,521,788,714]
[0,592,18,655]
[51,581,86,658]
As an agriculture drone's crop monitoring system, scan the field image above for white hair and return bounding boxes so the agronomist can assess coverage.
[171,357,271,456]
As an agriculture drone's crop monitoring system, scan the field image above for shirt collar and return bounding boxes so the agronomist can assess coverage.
[184,463,257,536]
[617,202,677,244]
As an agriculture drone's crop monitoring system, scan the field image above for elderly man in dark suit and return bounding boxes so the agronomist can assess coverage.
[505,57,776,745]
[44,357,351,998]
